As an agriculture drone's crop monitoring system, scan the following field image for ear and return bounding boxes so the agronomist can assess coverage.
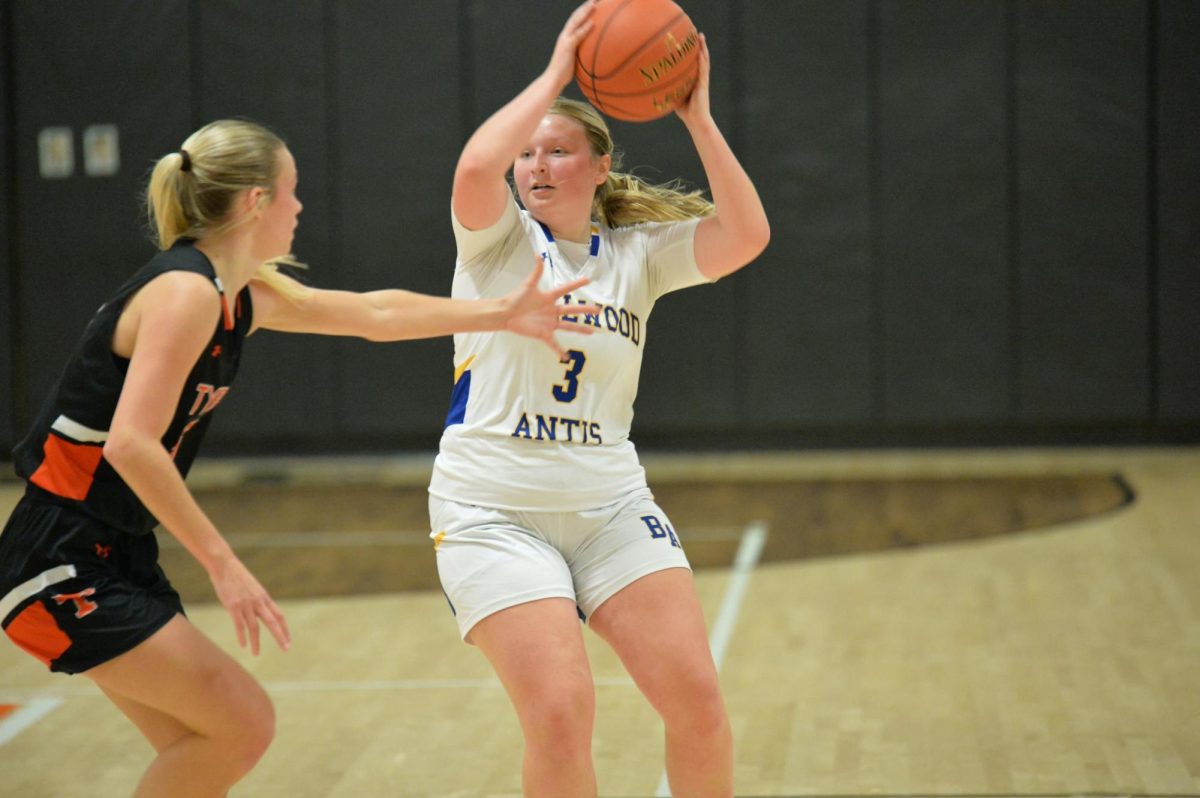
[595,153,612,185]
[243,186,268,217]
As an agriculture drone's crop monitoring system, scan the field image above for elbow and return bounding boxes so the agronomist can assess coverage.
[730,221,770,271]
[102,431,138,472]
[454,155,495,188]
[748,218,771,261]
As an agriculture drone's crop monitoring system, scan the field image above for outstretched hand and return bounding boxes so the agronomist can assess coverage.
[675,33,712,125]
[209,553,291,656]
[502,256,601,359]
[545,0,596,90]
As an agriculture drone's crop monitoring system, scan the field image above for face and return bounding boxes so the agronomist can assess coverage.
[252,147,303,260]
[513,114,610,239]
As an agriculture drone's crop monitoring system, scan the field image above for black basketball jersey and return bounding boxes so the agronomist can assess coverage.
[12,240,253,536]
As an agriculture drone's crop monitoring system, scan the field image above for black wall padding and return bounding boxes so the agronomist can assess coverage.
[616,0,741,434]
[878,2,1011,425]
[742,0,875,426]
[11,0,192,435]
[1156,0,1200,423]
[1014,1,1150,423]
[4,1,1196,454]
[330,1,465,441]
[0,3,14,453]
[190,0,340,449]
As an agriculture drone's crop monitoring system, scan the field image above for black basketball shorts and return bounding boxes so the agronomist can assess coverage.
[0,492,184,674]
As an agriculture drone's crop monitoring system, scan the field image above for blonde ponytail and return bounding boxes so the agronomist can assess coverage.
[145,119,310,302]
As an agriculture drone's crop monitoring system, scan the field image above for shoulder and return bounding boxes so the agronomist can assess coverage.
[605,218,698,254]
[131,270,220,326]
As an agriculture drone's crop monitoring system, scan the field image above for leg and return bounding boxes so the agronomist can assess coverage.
[99,686,191,753]
[85,614,275,798]
[589,568,733,798]
[469,598,598,798]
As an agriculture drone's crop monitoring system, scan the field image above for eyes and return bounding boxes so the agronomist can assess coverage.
[518,146,569,159]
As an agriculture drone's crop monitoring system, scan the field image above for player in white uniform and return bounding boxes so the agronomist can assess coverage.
[429,4,770,797]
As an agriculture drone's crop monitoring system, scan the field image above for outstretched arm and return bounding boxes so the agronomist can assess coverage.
[251,258,600,360]
[675,34,771,280]
[452,1,596,231]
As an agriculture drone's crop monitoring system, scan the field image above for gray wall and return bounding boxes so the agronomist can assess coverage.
[0,1,13,453]
[3,0,1198,458]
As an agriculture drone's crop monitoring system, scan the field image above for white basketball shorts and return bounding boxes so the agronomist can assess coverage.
[429,487,692,640]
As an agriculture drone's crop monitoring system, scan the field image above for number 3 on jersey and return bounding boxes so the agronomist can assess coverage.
[553,350,586,403]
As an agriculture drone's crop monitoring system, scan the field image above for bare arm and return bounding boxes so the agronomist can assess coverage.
[452,1,596,231]
[251,257,600,359]
[676,35,771,280]
[103,272,289,655]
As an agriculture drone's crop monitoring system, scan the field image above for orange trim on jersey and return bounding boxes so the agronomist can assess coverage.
[4,601,72,668]
[28,434,104,501]
[219,293,235,331]
[0,704,16,721]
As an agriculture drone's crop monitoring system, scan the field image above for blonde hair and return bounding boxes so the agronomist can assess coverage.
[548,97,714,228]
[146,119,308,301]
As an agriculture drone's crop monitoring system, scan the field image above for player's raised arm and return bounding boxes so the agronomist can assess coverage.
[452,1,595,231]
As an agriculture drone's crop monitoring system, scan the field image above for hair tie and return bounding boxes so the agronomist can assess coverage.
[179,149,192,172]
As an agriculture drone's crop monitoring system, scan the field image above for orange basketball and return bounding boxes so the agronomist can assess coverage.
[574,0,700,122]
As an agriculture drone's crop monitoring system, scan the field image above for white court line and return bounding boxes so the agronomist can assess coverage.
[0,525,761,755]
[0,696,64,747]
[156,527,745,550]
[656,520,768,798]
[0,675,638,702]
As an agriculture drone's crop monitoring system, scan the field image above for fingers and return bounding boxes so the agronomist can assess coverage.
[230,599,290,655]
[263,599,291,651]
[557,320,597,335]
[234,613,247,650]
[559,304,601,320]
[248,609,261,657]
[547,275,590,300]
[524,256,546,288]
[566,0,596,34]
[544,336,568,360]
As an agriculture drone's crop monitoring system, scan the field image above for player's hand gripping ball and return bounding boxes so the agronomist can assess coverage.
[574,0,700,122]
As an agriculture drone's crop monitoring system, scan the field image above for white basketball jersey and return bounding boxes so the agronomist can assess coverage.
[429,194,708,511]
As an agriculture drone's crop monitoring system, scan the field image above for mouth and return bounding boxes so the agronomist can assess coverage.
[529,183,554,196]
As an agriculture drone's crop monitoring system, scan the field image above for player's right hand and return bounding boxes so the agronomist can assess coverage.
[545,0,596,89]
[209,554,291,656]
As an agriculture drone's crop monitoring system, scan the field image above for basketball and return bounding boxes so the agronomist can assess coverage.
[574,0,701,122]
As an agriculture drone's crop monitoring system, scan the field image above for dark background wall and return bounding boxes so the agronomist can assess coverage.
[1,2,14,455]
[1,0,1197,458]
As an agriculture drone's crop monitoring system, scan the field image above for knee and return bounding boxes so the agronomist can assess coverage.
[656,672,728,735]
[233,687,276,772]
[521,681,594,751]
[210,674,275,774]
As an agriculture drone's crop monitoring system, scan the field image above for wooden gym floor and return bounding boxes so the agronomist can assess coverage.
[0,447,1197,797]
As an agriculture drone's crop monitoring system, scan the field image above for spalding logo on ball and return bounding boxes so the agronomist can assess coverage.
[575,0,700,122]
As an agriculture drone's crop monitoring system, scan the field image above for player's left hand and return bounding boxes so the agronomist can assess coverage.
[674,33,712,125]
[502,256,601,359]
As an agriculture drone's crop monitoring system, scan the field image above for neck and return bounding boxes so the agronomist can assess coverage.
[194,233,261,294]
[548,220,593,244]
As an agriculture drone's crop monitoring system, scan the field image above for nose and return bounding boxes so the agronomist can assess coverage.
[530,152,548,174]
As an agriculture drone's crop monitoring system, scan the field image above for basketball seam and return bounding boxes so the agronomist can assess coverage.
[590,10,688,82]
[580,62,697,99]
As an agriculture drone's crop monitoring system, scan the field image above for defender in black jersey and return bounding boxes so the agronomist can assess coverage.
[0,118,597,797]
